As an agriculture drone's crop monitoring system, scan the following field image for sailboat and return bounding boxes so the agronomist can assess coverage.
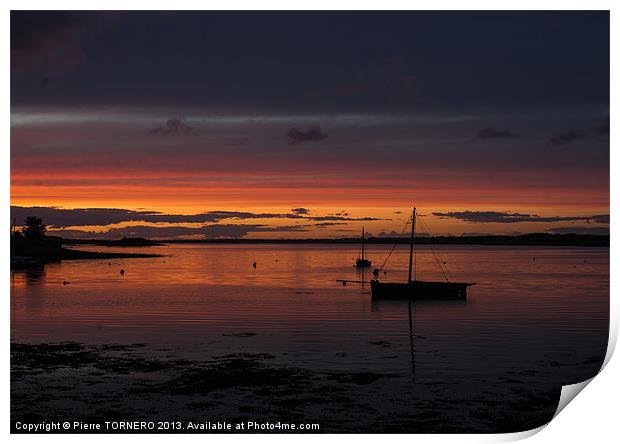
[355,227,372,268]
[370,207,474,300]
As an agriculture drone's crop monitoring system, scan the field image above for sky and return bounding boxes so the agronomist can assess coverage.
[10,11,610,239]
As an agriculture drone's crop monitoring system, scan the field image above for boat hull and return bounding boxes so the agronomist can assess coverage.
[371,280,472,300]
[355,259,372,268]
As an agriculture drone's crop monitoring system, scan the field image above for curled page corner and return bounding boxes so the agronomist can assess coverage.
[498,326,616,442]
[494,377,596,442]
[602,317,618,369]
[553,377,595,420]
[497,424,546,442]
[547,324,616,424]
[548,310,618,421]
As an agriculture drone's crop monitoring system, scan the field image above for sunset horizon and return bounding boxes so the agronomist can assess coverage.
[9,203,611,239]
[10,103,610,239]
[11,12,609,240]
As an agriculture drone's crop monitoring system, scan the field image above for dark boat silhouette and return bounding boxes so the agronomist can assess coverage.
[354,227,372,268]
[371,207,474,300]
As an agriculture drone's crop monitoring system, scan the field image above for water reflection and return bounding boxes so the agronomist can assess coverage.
[10,244,608,378]
[9,244,608,433]
[11,264,47,287]
[371,298,469,378]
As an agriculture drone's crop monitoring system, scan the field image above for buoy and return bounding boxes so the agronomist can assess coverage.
[252,262,257,268]
[120,269,125,275]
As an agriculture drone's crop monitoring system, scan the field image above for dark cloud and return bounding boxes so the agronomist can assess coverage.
[474,127,519,139]
[208,211,302,221]
[11,13,609,111]
[291,207,310,215]
[591,214,610,224]
[10,206,304,227]
[548,130,585,145]
[11,206,156,227]
[287,126,328,143]
[51,226,195,239]
[307,215,385,222]
[371,230,432,238]
[11,11,120,73]
[11,206,386,228]
[313,222,348,228]
[326,211,350,217]
[11,12,79,51]
[150,118,196,136]
[325,50,417,101]
[11,12,82,72]
[378,230,429,237]
[548,226,610,235]
[433,211,609,224]
[200,224,309,238]
[51,223,311,240]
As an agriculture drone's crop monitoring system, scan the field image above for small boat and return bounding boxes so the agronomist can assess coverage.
[371,207,474,300]
[355,227,372,268]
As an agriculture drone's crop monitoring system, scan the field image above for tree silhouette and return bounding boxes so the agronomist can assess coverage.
[22,217,47,239]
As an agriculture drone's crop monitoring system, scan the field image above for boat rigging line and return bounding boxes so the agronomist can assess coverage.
[377,213,413,273]
[376,210,453,283]
[416,215,452,282]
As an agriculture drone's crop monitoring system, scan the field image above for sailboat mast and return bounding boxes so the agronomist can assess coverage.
[360,227,365,260]
[408,207,416,283]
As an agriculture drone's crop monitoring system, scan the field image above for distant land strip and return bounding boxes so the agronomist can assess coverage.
[62,233,609,247]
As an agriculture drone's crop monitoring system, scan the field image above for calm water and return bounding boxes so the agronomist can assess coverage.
[11,244,609,432]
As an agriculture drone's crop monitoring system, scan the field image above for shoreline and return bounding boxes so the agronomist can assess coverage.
[11,248,162,267]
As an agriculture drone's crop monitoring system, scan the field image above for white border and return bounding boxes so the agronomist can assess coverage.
[3,2,616,443]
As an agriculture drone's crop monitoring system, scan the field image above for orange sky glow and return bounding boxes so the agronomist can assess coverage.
[10,108,609,239]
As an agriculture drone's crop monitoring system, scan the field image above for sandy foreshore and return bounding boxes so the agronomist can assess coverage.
[11,341,562,433]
